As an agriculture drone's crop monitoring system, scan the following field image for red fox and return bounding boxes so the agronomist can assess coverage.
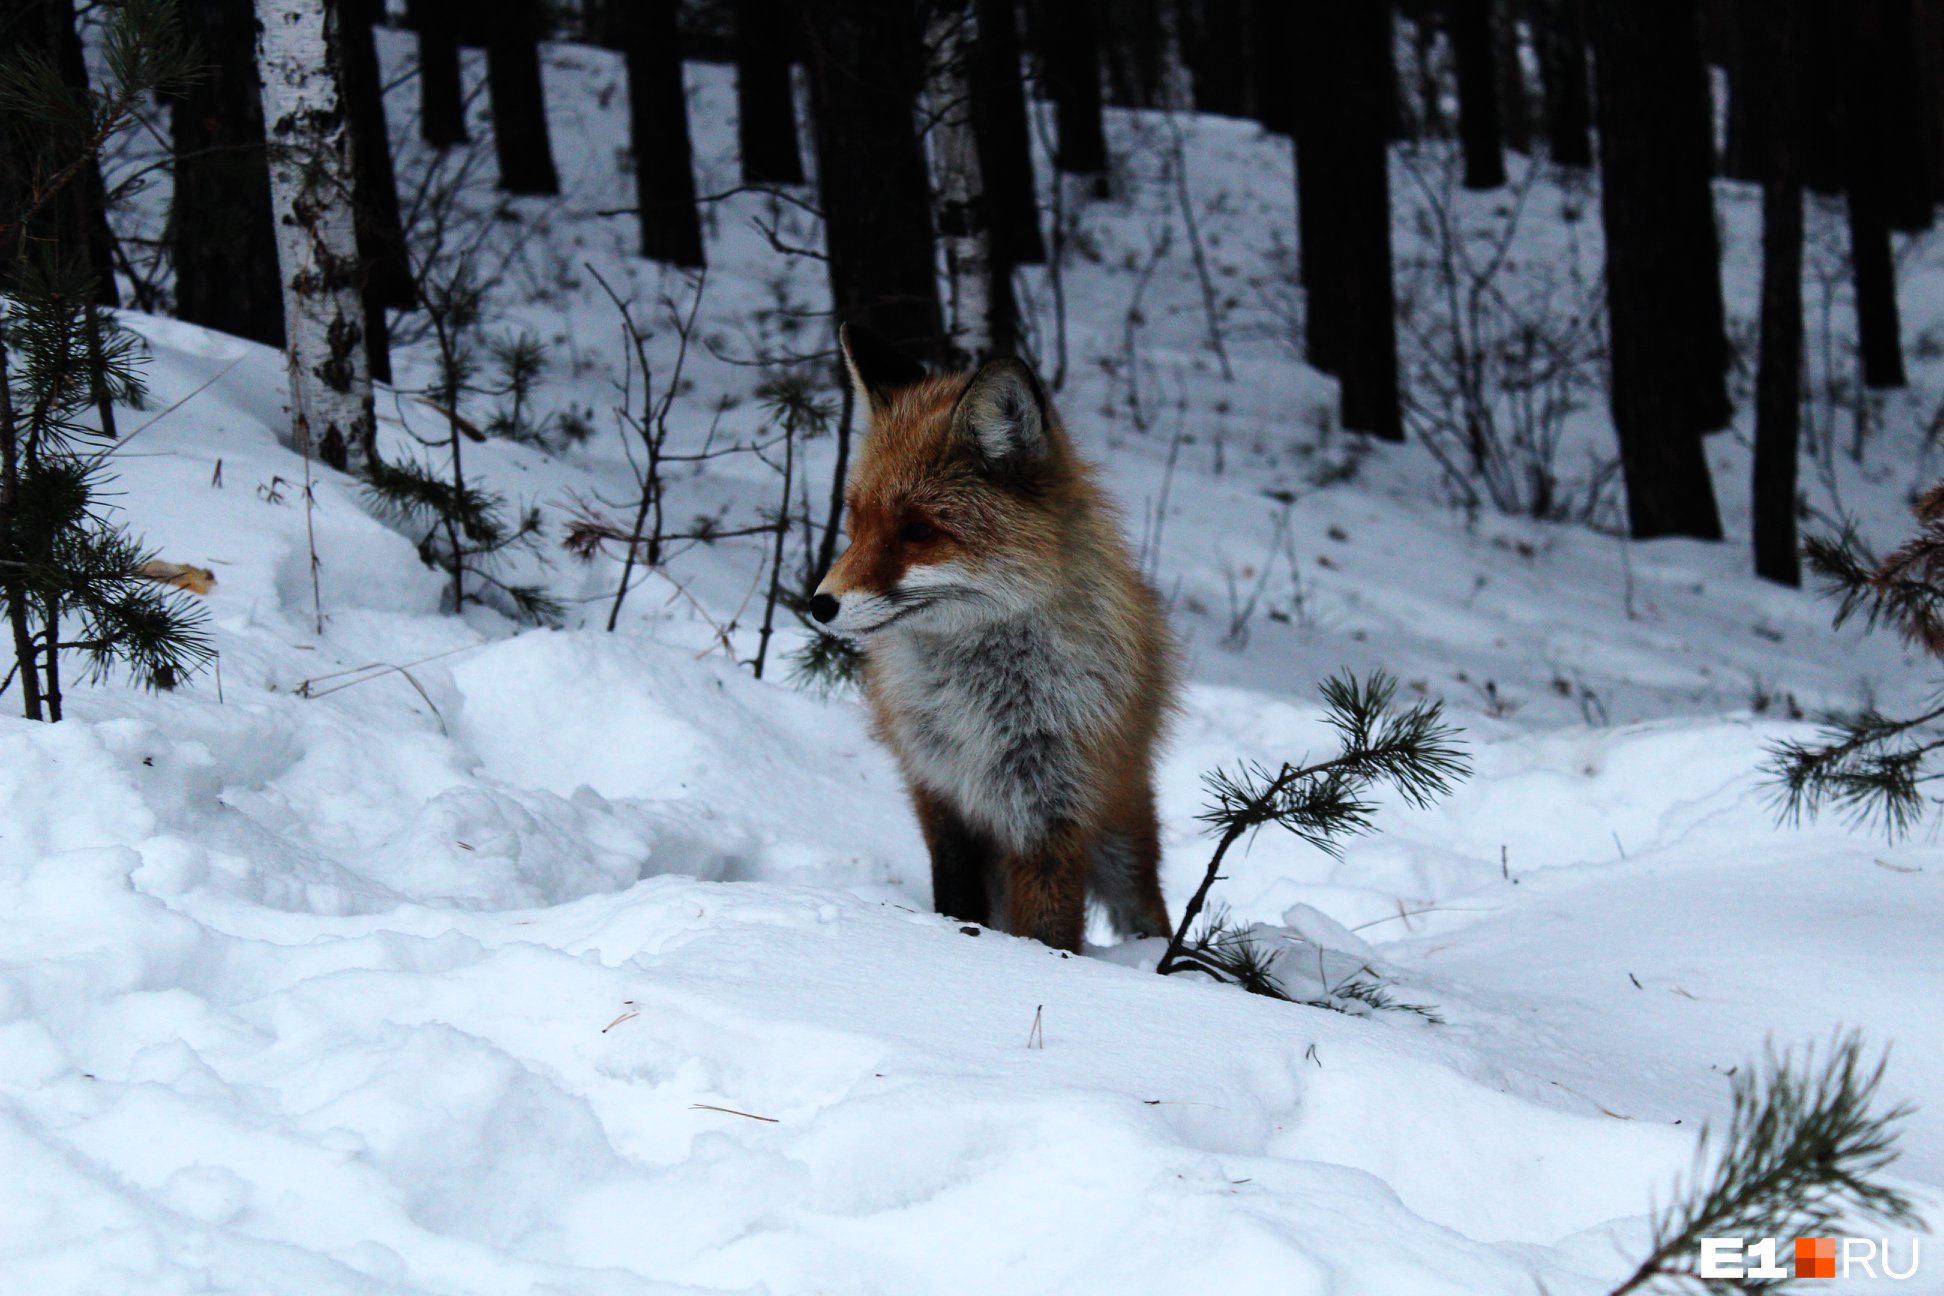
[811,325,1178,953]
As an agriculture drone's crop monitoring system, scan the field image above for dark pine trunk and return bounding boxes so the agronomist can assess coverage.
[1753,0,1803,586]
[735,0,804,184]
[801,0,945,360]
[170,0,284,348]
[1915,0,1944,217]
[1590,0,1725,540]
[0,0,119,300]
[1799,0,1845,196]
[1844,3,1908,388]
[1716,0,1766,181]
[1495,0,1533,154]
[1099,0,1165,109]
[1252,0,1298,138]
[486,0,560,194]
[972,0,1045,267]
[408,0,470,149]
[1320,3,1402,440]
[624,0,705,266]
[1452,0,1508,188]
[1532,0,1592,167]
[1187,0,1246,117]
[340,0,409,384]
[1042,0,1109,189]
[1876,0,1934,233]
[1293,2,1340,376]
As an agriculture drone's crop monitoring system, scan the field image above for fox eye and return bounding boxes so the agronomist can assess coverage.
[899,519,937,543]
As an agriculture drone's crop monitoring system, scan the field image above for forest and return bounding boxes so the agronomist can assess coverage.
[1,0,1943,1292]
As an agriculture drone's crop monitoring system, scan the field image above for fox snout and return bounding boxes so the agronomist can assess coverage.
[809,562,908,637]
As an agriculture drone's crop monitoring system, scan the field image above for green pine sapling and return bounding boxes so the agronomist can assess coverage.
[1607,1033,1917,1295]
[1766,482,1944,838]
[364,261,560,624]
[0,0,210,720]
[1158,672,1469,1002]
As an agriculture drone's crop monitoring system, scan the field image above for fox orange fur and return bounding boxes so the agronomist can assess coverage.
[812,325,1178,952]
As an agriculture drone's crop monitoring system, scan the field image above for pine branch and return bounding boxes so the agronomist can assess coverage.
[1159,672,1469,980]
[1608,1034,1916,1296]
[1172,907,1445,1018]
[790,630,864,693]
[1764,698,1944,841]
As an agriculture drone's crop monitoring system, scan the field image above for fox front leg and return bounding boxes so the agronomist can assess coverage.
[1001,823,1092,953]
[911,787,993,927]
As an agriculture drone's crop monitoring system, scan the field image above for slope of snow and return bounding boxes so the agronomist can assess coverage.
[6,30,1941,1295]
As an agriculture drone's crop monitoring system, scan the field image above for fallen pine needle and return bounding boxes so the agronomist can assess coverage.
[690,1104,778,1123]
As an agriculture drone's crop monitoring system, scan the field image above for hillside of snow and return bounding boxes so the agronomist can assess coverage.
[4,32,1943,1295]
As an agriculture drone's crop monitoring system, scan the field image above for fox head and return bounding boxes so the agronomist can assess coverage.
[811,325,1078,638]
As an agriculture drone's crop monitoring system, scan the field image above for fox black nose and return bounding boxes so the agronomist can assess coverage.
[810,593,839,624]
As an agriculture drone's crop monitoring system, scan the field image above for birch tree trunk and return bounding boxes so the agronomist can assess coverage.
[925,0,996,363]
[254,0,377,475]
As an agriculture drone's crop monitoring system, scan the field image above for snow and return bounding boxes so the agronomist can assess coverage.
[7,26,1943,1296]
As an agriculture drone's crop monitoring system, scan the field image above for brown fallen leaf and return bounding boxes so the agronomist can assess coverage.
[139,560,216,595]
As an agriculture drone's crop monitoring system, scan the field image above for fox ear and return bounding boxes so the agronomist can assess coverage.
[839,322,928,415]
[952,359,1049,469]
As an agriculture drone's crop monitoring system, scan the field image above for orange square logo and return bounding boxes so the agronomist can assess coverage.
[1796,1237,1836,1278]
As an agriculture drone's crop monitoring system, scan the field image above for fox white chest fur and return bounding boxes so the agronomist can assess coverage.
[870,606,1131,854]
[811,324,1178,952]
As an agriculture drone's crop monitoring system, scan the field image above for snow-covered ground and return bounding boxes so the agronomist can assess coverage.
[6,33,1944,1294]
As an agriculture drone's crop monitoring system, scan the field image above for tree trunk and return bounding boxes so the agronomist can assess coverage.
[1872,0,1934,233]
[1844,3,1908,387]
[1753,0,1803,586]
[485,0,560,194]
[801,0,945,360]
[1292,3,1339,376]
[254,0,378,475]
[1452,0,1508,188]
[408,0,469,149]
[1187,0,1246,117]
[735,0,804,184]
[1252,0,1298,137]
[1799,0,1844,196]
[1320,3,1401,440]
[0,336,46,721]
[339,0,406,385]
[1914,0,1944,217]
[0,0,119,300]
[624,0,705,267]
[1847,196,1906,390]
[1590,0,1725,539]
[1495,0,1533,154]
[926,0,1001,363]
[972,0,1044,267]
[1099,0,1165,109]
[170,0,284,347]
[1043,0,1109,190]
[1531,0,1592,167]
[1717,0,1765,181]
